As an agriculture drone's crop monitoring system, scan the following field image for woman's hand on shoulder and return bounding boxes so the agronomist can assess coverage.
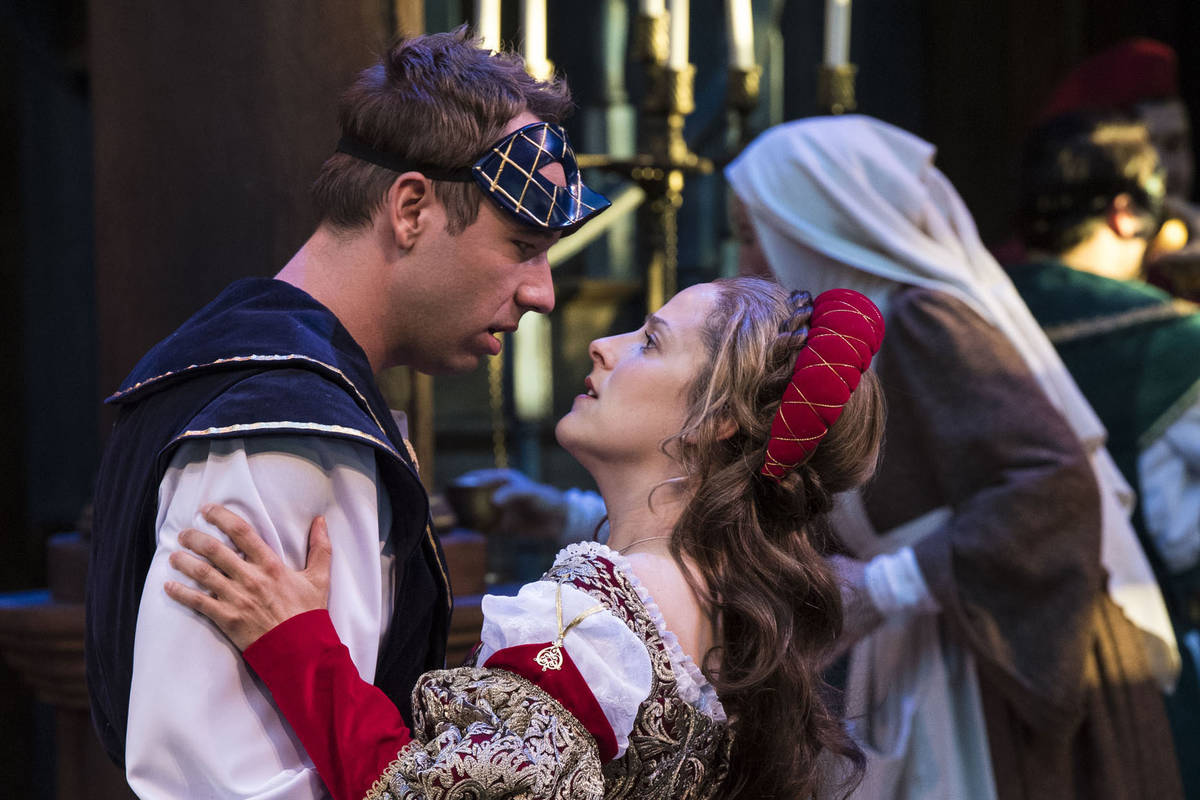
[164,504,332,651]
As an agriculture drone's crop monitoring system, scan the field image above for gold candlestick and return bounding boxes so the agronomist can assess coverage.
[817,63,857,115]
[527,59,555,82]
[576,63,711,312]
[725,64,763,149]
[643,65,700,309]
[633,12,670,65]
[726,65,762,113]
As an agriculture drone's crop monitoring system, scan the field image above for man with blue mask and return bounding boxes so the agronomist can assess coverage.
[86,28,607,799]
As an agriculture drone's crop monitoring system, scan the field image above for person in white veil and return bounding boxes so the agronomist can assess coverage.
[726,114,1182,800]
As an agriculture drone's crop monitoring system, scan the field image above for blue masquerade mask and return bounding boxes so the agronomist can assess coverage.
[336,122,610,232]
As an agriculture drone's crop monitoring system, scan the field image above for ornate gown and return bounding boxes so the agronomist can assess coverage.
[242,542,732,800]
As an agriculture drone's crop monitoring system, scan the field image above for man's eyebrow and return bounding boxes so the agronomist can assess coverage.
[502,214,554,237]
[506,224,560,245]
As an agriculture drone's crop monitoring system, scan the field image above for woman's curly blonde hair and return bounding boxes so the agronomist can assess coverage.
[663,276,884,799]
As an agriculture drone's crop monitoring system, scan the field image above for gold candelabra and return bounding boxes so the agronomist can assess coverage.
[817,63,857,115]
[575,13,761,312]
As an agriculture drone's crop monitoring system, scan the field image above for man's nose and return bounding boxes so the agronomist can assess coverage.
[516,255,555,315]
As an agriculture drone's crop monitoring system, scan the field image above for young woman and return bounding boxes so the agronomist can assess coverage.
[164,277,885,800]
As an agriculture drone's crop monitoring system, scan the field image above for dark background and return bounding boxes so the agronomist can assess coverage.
[3,0,1199,794]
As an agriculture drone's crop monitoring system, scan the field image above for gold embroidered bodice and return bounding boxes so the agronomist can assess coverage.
[366,545,732,800]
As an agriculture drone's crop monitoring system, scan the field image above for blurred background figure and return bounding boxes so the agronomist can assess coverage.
[1036,37,1200,301]
[1009,111,1200,798]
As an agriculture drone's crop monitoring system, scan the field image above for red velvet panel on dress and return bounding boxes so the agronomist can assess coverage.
[243,609,412,800]
[484,642,619,762]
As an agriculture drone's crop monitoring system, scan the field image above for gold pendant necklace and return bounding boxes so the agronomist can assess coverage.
[616,534,672,554]
[534,581,604,672]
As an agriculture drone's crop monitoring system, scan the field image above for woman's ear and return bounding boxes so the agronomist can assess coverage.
[386,173,434,251]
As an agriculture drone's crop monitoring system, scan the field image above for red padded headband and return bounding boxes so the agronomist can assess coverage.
[761,289,884,481]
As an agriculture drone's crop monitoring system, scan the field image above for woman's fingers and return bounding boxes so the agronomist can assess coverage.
[164,579,232,625]
[200,503,280,566]
[169,548,236,597]
[161,505,337,651]
[178,528,249,580]
[304,516,333,596]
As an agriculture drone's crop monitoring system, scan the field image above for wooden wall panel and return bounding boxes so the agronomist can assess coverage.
[89,1,392,417]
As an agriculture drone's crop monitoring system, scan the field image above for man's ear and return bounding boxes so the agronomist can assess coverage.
[386,172,435,250]
[1107,193,1143,239]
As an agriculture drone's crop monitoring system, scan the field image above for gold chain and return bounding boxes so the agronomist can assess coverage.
[617,534,672,554]
[534,582,605,671]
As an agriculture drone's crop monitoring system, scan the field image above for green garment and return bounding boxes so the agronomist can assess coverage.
[1008,258,1200,799]
[1007,259,1200,507]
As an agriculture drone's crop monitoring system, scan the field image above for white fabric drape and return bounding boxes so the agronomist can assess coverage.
[725,114,1178,687]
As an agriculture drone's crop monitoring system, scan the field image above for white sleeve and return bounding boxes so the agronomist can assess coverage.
[126,435,394,800]
[560,488,609,545]
[475,581,652,760]
[863,546,941,617]
[1139,399,1200,574]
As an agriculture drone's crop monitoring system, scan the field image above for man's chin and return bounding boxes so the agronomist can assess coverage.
[407,351,486,376]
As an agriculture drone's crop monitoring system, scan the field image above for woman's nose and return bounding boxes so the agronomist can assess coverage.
[588,335,616,368]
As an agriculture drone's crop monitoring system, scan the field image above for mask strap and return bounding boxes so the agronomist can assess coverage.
[335,135,475,182]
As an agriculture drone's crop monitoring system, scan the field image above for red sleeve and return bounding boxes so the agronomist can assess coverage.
[483,643,618,762]
[243,610,412,800]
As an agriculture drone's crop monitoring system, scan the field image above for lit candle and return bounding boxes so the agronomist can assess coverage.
[476,0,501,52]
[726,0,754,70]
[513,314,553,422]
[667,0,689,69]
[640,0,666,15]
[824,0,851,66]
[522,0,549,77]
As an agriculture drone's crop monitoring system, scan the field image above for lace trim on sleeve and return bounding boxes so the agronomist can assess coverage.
[553,542,727,723]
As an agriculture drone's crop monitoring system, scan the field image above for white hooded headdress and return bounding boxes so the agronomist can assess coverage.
[726,115,1178,685]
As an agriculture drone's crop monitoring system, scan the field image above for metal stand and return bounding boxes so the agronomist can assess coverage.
[817,63,857,115]
[573,13,767,312]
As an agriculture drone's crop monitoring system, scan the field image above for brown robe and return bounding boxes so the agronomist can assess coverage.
[861,286,1180,799]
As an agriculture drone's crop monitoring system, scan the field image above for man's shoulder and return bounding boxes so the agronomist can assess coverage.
[178,368,402,460]
[109,278,363,405]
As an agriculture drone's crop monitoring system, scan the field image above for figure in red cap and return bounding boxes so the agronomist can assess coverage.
[1036,38,1200,300]
[1041,38,1192,202]
[1010,111,1200,800]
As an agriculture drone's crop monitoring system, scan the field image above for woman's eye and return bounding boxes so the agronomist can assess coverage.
[641,332,657,351]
